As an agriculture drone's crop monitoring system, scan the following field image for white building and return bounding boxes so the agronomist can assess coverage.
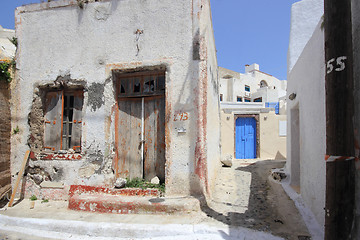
[0,25,16,62]
[219,64,287,105]
[287,0,360,238]
[219,64,287,160]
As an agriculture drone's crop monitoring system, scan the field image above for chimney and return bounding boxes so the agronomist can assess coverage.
[245,63,260,73]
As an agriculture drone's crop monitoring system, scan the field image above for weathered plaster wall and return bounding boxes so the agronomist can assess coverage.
[220,112,234,159]
[351,0,360,237]
[287,0,323,73]
[259,112,287,160]
[13,0,219,199]
[286,21,326,233]
[204,0,221,196]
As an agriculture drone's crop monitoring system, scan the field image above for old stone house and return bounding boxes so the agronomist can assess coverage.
[11,0,221,201]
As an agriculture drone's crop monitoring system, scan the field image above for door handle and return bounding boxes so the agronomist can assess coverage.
[138,140,145,150]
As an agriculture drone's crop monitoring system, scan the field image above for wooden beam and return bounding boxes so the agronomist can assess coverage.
[8,150,30,207]
[324,0,355,239]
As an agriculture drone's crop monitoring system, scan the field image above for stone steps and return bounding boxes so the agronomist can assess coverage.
[68,185,201,214]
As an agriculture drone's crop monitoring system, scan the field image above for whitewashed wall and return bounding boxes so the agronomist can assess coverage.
[287,20,326,233]
[287,0,324,73]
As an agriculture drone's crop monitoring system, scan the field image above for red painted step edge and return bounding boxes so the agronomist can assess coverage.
[69,185,159,197]
[68,195,176,214]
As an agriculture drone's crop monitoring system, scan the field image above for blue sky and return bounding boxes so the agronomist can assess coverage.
[0,0,299,80]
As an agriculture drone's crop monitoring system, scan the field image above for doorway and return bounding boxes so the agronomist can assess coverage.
[290,106,300,192]
[114,71,165,183]
[235,117,257,159]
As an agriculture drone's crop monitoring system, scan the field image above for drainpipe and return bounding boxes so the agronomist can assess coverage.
[324,0,355,239]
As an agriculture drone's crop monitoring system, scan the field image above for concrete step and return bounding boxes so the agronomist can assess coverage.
[0,214,285,240]
[68,194,201,214]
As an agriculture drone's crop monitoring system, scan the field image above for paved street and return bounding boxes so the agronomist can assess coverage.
[0,159,313,240]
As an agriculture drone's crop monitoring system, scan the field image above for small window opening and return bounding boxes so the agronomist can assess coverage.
[254,97,262,102]
[260,80,268,88]
[237,96,242,102]
[144,76,155,93]
[244,98,251,102]
[220,94,223,101]
[120,83,126,93]
[62,95,74,150]
[157,76,165,91]
[245,85,250,92]
[116,71,165,98]
[133,78,141,93]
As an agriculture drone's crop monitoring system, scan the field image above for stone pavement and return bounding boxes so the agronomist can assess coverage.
[0,159,314,240]
[207,159,312,239]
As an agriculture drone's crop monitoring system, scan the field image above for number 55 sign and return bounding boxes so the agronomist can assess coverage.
[326,56,347,74]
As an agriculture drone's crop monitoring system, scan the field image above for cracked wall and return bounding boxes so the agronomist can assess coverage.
[14,0,220,200]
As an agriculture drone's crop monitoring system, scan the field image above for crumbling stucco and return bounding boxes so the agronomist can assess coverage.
[87,82,104,112]
[28,89,45,151]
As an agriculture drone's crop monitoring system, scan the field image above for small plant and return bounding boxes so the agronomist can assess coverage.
[13,126,20,135]
[125,177,165,193]
[8,37,17,48]
[0,62,12,83]
[41,199,49,203]
[30,195,37,201]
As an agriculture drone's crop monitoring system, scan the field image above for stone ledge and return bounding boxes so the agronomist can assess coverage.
[68,194,200,214]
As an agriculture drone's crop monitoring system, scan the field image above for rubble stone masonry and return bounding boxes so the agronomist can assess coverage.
[0,81,11,198]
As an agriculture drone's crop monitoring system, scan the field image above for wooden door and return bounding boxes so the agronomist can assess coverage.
[144,96,165,182]
[116,96,165,182]
[117,98,143,179]
[235,117,256,159]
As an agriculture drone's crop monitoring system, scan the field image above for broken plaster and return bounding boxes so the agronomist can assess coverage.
[87,82,105,112]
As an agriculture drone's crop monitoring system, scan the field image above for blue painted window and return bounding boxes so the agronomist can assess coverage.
[266,102,280,114]
[237,96,242,102]
[254,97,262,102]
[244,98,251,102]
[245,85,250,92]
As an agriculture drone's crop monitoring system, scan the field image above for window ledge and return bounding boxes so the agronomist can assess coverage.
[32,152,83,161]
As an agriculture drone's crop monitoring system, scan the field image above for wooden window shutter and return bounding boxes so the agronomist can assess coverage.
[70,91,83,152]
[44,91,63,152]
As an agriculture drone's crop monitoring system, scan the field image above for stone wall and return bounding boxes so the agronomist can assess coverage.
[0,81,11,199]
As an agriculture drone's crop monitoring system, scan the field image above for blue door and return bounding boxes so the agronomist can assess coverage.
[235,117,256,159]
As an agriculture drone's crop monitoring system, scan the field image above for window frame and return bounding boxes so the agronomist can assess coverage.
[253,97,262,102]
[245,85,250,92]
[44,89,84,153]
[116,71,165,98]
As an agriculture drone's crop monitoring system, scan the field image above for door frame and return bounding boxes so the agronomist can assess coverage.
[113,69,167,182]
[234,114,260,159]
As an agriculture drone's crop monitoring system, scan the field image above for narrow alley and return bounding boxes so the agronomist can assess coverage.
[0,159,312,240]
